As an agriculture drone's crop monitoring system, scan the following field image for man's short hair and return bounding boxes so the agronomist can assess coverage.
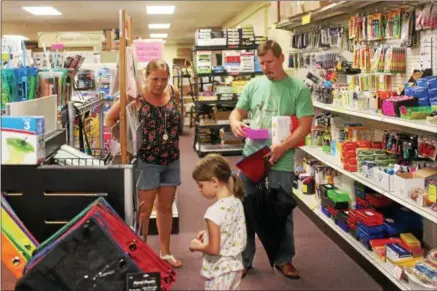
[257,40,282,58]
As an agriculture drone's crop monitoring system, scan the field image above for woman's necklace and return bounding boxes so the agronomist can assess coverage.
[143,87,169,141]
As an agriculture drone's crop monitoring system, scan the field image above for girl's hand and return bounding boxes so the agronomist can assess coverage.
[189,238,204,252]
[197,231,205,242]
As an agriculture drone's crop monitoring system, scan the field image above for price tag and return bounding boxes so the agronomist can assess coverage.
[303,184,308,193]
[302,13,312,25]
[393,265,404,280]
[127,272,160,291]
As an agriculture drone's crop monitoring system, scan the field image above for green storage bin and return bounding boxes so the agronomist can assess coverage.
[327,189,350,203]
[400,106,432,120]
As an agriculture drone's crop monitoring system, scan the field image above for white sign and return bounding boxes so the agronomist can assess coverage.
[38,31,104,48]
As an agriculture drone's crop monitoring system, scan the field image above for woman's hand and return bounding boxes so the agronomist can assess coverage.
[189,238,205,252]
[197,231,205,242]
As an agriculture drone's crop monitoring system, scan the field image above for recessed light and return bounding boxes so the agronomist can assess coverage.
[148,23,171,29]
[22,6,62,16]
[3,35,29,40]
[146,6,175,15]
[150,33,168,38]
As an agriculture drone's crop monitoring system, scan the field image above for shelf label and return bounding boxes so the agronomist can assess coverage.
[302,13,312,25]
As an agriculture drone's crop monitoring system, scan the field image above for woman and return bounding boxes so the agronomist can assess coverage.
[105,59,182,268]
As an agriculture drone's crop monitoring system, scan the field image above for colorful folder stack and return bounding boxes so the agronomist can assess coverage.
[1,193,39,279]
[15,197,176,291]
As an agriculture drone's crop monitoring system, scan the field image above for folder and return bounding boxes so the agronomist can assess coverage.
[236,145,271,182]
[1,232,27,279]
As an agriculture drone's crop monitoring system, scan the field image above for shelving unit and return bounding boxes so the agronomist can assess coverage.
[293,188,411,291]
[313,101,437,134]
[192,44,261,157]
[299,146,437,223]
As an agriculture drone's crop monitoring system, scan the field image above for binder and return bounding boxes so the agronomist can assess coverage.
[236,145,271,182]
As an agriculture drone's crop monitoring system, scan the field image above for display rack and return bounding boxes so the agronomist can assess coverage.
[293,188,410,291]
[172,65,191,130]
[299,146,437,223]
[192,45,262,157]
[67,97,105,148]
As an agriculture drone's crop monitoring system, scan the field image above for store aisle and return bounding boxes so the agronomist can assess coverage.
[0,130,383,290]
[145,130,383,290]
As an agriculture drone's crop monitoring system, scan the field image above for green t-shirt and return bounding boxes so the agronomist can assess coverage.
[236,75,314,172]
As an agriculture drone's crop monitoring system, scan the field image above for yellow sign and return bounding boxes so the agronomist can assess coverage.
[2,53,8,62]
[429,184,436,203]
[302,13,312,25]
[38,31,104,48]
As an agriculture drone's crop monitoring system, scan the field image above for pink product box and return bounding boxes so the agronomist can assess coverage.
[243,128,269,139]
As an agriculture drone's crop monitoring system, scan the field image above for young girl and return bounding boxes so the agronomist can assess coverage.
[190,154,247,290]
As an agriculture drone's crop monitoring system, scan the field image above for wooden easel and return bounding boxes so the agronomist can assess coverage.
[119,9,133,164]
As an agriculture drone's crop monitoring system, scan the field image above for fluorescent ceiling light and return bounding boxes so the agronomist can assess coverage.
[150,33,168,38]
[22,6,62,16]
[146,6,175,15]
[3,35,29,40]
[148,23,171,29]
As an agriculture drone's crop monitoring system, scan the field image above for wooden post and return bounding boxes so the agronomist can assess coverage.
[105,30,112,51]
[119,9,128,164]
[128,16,133,46]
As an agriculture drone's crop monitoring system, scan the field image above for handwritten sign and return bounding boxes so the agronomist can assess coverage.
[133,40,163,63]
[302,13,311,25]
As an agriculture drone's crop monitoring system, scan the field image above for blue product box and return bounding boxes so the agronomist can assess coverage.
[321,206,331,218]
[416,78,429,88]
[357,222,386,237]
[405,87,414,97]
[1,116,45,165]
[427,76,437,89]
[428,87,437,98]
[412,87,428,99]
[336,218,349,232]
[430,97,437,106]
[357,227,387,249]
[385,243,412,261]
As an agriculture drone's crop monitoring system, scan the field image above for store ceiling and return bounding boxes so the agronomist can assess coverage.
[1,1,252,45]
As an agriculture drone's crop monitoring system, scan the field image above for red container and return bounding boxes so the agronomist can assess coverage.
[365,193,394,208]
[357,140,371,148]
[344,164,358,172]
[342,142,358,151]
[342,150,356,159]
[354,209,384,226]
[346,158,358,166]
[371,142,383,149]
[356,197,369,208]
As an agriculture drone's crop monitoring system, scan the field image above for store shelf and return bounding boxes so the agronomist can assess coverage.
[276,1,392,31]
[196,143,243,156]
[197,119,251,128]
[73,97,105,115]
[293,188,411,291]
[313,101,437,134]
[299,146,437,223]
[197,71,263,77]
[197,99,238,105]
[194,44,258,51]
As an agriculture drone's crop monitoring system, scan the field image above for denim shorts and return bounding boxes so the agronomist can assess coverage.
[136,159,181,191]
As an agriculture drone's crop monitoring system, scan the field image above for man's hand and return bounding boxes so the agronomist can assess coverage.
[266,143,287,165]
[189,238,205,252]
[230,120,249,138]
[196,231,205,242]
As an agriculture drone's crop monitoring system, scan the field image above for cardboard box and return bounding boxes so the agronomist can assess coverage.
[372,168,393,192]
[303,1,331,13]
[214,111,232,120]
[1,116,45,165]
[393,168,437,198]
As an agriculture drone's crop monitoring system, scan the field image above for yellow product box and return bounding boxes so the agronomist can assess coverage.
[400,233,421,249]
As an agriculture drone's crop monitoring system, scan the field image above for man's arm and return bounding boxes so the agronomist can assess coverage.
[230,108,249,137]
[281,115,313,149]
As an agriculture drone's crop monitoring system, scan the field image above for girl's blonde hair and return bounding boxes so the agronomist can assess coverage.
[192,154,245,200]
[145,59,170,78]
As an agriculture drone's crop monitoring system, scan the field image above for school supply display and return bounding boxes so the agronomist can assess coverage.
[16,198,176,291]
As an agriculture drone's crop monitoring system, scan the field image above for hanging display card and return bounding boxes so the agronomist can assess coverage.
[133,40,164,63]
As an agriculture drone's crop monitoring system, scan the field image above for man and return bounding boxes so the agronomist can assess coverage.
[229,40,314,279]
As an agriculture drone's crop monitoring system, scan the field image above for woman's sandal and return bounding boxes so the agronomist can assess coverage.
[160,252,182,268]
